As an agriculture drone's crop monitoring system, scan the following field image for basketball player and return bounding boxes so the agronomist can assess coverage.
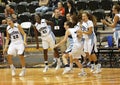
[80,12,101,73]
[55,21,87,76]
[3,17,27,77]
[34,14,61,72]
[101,4,120,50]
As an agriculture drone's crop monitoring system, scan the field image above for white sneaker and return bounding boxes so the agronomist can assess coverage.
[93,64,101,74]
[87,62,91,67]
[11,69,16,76]
[62,67,71,74]
[55,62,62,70]
[19,69,26,77]
[78,72,87,76]
[82,61,86,65]
[43,66,49,72]
[93,69,101,74]
[90,64,95,72]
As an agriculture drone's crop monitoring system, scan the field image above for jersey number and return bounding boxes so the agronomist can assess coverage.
[13,35,19,39]
[42,30,47,34]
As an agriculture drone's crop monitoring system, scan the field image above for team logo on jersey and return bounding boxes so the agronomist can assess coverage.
[10,31,19,36]
[81,25,87,31]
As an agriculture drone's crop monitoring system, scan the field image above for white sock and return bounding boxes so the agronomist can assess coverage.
[44,61,48,66]
[10,64,15,69]
[53,58,57,62]
[57,58,61,64]
[91,64,95,68]
[81,68,84,73]
[22,67,26,70]
[70,63,73,69]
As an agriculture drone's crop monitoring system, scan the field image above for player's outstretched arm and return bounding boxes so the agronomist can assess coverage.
[33,26,39,49]
[3,30,10,54]
[18,24,27,46]
[55,30,70,48]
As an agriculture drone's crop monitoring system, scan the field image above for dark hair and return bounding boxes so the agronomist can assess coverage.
[78,10,84,22]
[65,21,73,28]
[71,14,78,27]
[82,12,97,26]
[34,13,41,20]
[67,0,75,8]
[113,4,120,12]
[53,8,59,12]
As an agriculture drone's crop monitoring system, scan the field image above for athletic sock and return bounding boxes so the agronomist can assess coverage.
[10,64,15,69]
[44,61,48,66]
[57,58,61,64]
[70,63,73,69]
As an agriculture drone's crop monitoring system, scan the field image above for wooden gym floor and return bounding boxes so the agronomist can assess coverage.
[0,68,120,85]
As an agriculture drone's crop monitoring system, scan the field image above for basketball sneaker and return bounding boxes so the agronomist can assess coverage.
[62,67,71,74]
[11,68,16,76]
[19,68,26,77]
[55,62,62,70]
[90,64,95,72]
[93,64,101,74]
[43,66,49,72]
[78,71,87,76]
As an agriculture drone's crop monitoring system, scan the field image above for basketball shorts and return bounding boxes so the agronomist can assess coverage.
[7,43,25,56]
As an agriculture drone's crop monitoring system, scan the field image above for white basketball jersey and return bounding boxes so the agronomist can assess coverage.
[35,23,51,37]
[81,20,94,39]
[68,28,85,58]
[68,28,78,43]
[7,23,23,43]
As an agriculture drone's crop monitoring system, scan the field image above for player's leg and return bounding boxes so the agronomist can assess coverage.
[73,58,86,76]
[43,49,49,72]
[71,48,87,76]
[69,54,73,69]
[89,53,95,72]
[91,53,101,74]
[83,40,91,67]
[7,54,16,76]
[42,40,49,72]
[62,53,71,74]
[50,35,62,70]
[53,47,62,70]
[19,54,26,76]
[87,40,96,72]
[17,44,26,76]
[7,44,16,76]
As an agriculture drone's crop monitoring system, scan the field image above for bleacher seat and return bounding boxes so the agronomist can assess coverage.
[28,1,39,13]
[12,0,24,3]
[75,0,88,11]
[0,4,5,13]
[0,13,5,24]
[26,0,38,3]
[21,22,32,36]
[100,0,113,13]
[92,9,105,22]
[17,1,28,14]
[0,24,8,36]
[30,13,36,24]
[88,0,100,11]
[9,2,17,12]
[43,11,53,20]
[18,12,31,23]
